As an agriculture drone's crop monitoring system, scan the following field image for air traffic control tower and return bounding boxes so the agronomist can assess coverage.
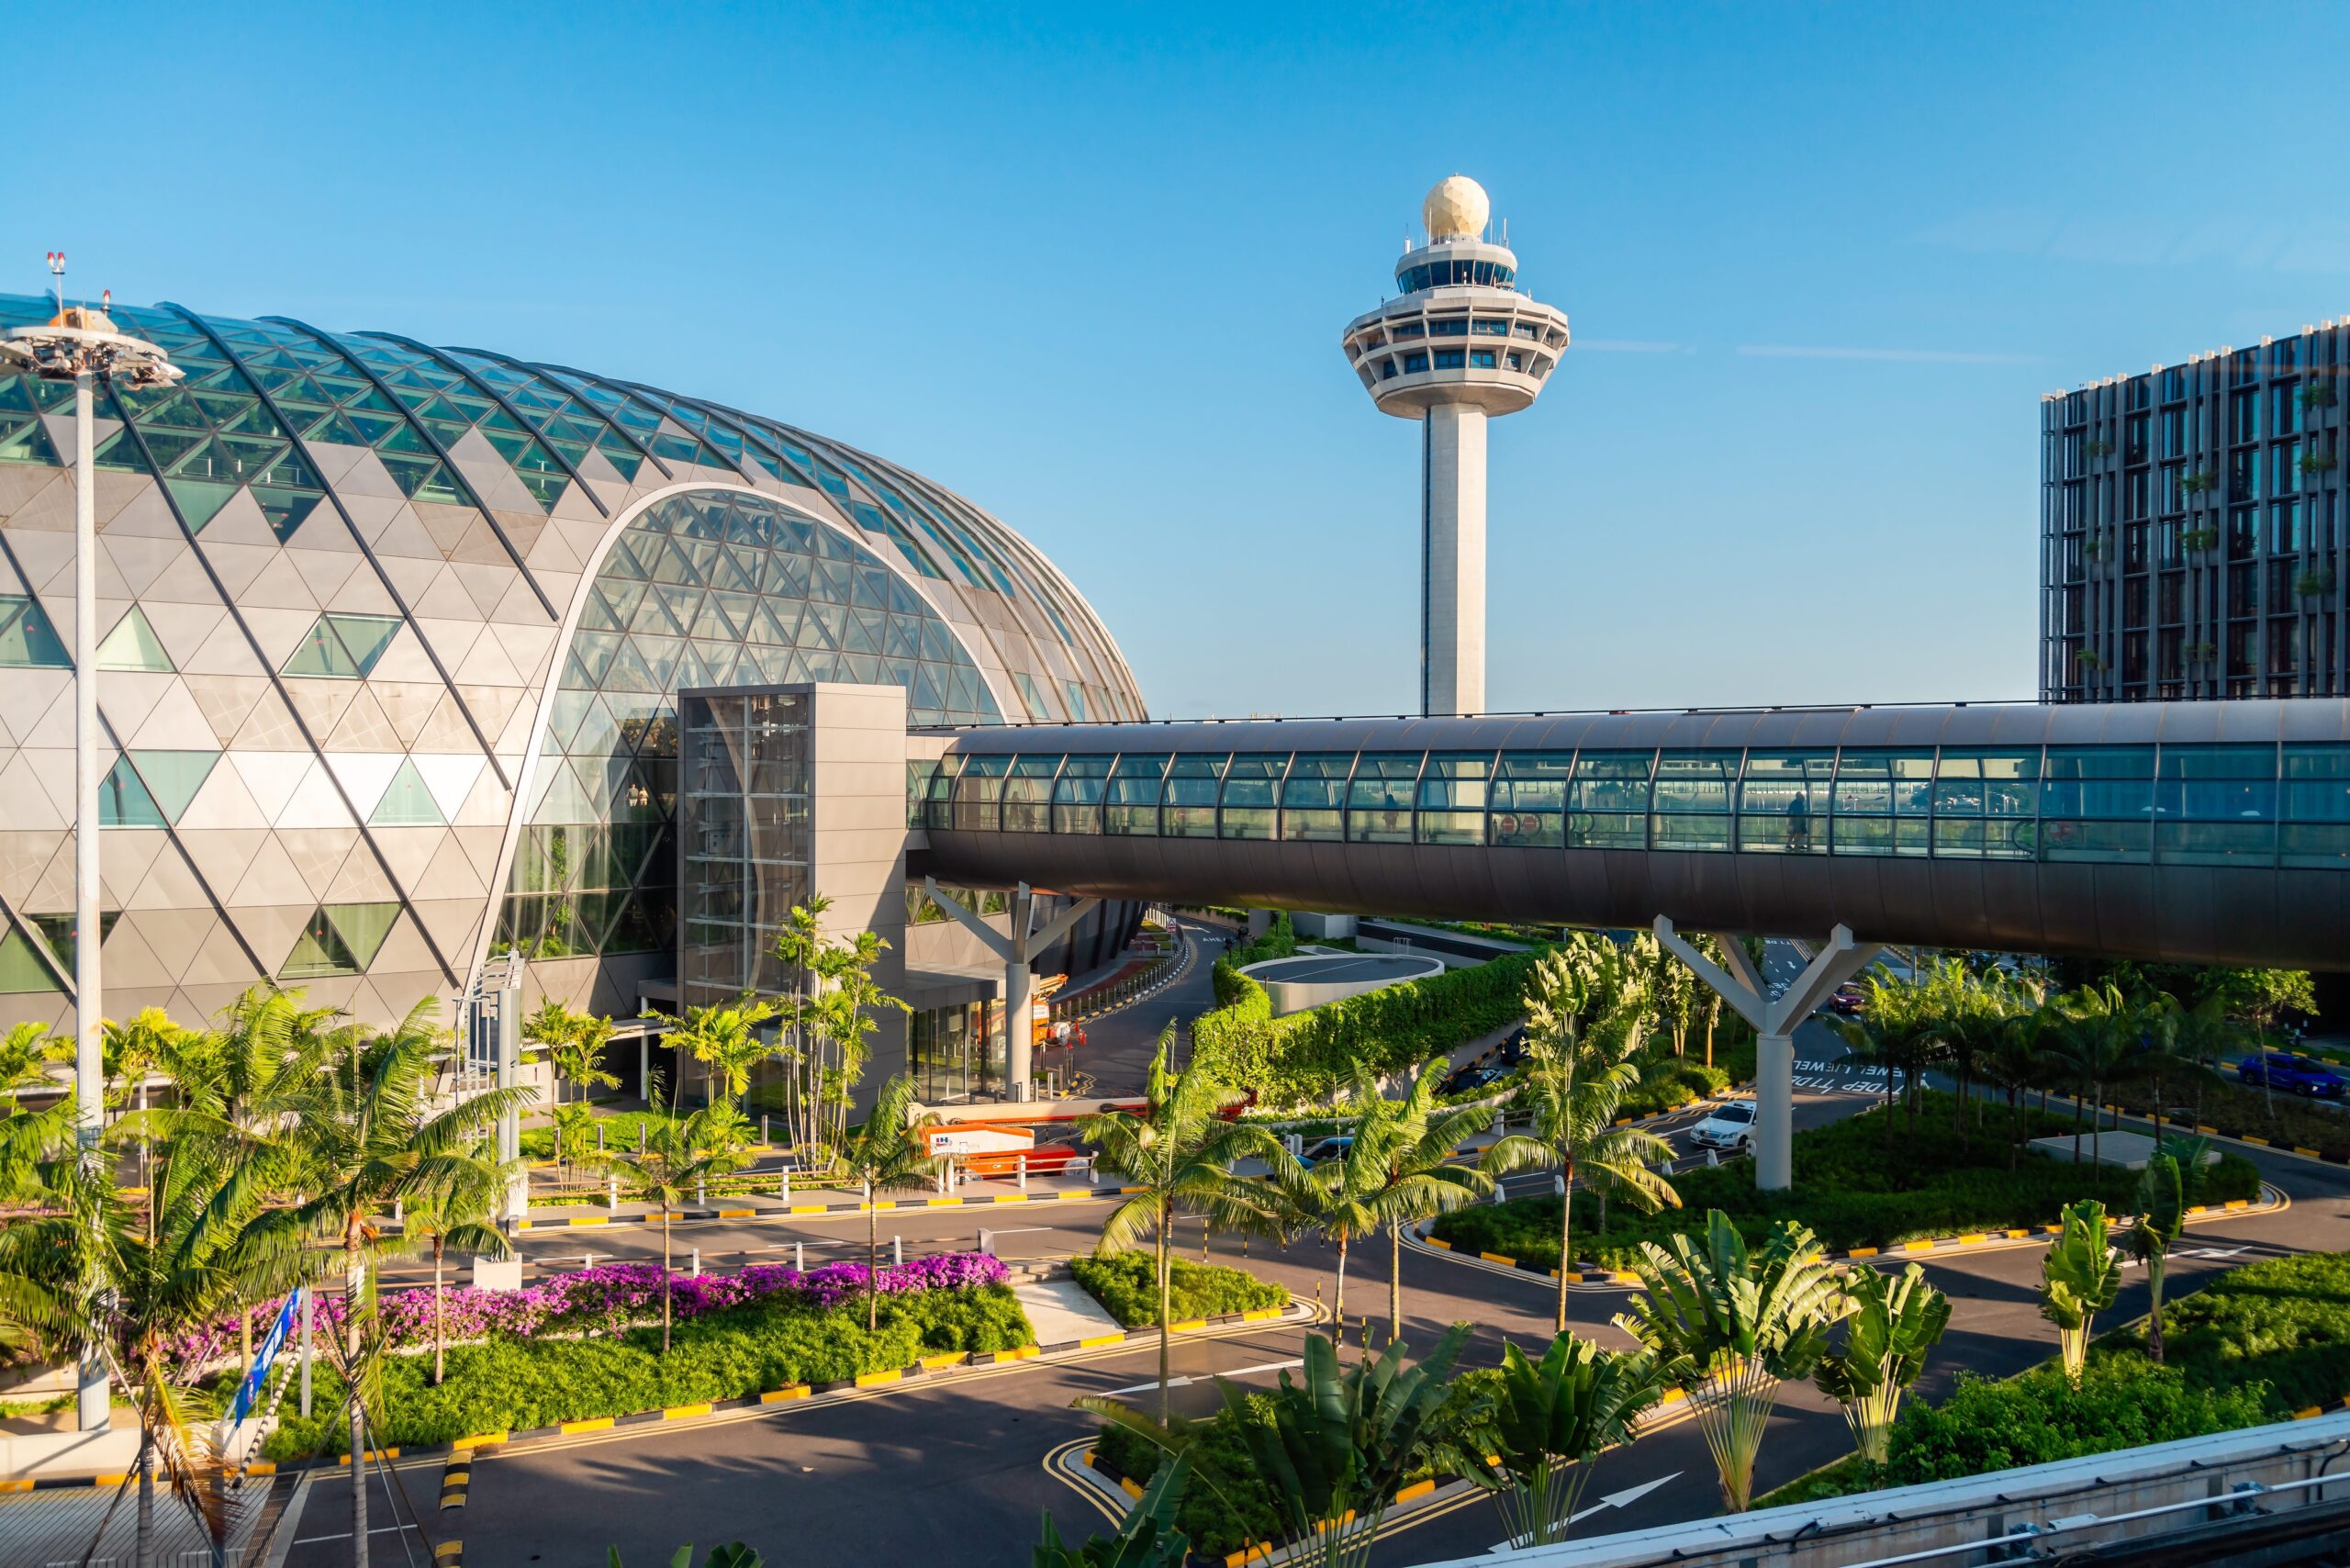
[1342,175,1570,716]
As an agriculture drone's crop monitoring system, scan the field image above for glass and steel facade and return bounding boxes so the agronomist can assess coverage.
[923,739,2350,868]
[0,292,1143,1029]
[2043,330,2350,701]
[676,689,811,1013]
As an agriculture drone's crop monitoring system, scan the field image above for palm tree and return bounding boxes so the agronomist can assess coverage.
[647,996,783,1108]
[2052,984,2146,1165]
[1481,950,1678,1331]
[2039,1198,2121,1385]
[0,1020,54,1114]
[256,1000,529,1568]
[1612,1211,1849,1511]
[1082,1030,1281,1418]
[1259,1089,1397,1332]
[0,1109,297,1567]
[526,1000,618,1106]
[1474,1332,1668,1547]
[823,1072,940,1332]
[1216,1327,1477,1568]
[1981,999,2056,1166]
[402,1149,515,1385]
[1812,1263,1951,1464]
[1363,1057,1492,1342]
[594,1108,752,1350]
[2125,1148,2189,1363]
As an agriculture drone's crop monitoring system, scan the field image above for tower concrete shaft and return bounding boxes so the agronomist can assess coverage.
[1343,174,1568,719]
[1422,403,1487,716]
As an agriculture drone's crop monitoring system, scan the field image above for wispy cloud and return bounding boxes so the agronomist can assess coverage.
[1576,338,1690,354]
[1736,344,2036,365]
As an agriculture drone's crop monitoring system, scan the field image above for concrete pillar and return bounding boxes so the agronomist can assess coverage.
[1247,908,1273,940]
[1755,1032,1796,1191]
[1653,918,1882,1193]
[1421,402,1488,717]
[1005,958,1035,1103]
[496,997,526,1222]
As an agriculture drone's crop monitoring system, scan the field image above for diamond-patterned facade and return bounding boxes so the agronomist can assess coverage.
[0,292,1143,1028]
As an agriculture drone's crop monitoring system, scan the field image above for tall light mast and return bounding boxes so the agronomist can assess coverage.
[1341,176,1570,716]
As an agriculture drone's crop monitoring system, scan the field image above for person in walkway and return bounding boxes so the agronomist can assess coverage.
[1786,789,1813,850]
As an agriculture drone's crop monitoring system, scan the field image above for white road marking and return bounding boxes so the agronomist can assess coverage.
[1104,1358,1303,1396]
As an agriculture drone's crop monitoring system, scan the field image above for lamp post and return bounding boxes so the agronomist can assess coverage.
[0,256,179,1431]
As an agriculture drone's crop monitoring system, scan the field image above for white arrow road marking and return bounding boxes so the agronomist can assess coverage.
[1105,1359,1302,1397]
[1495,1473,1684,1547]
[2188,1246,2246,1260]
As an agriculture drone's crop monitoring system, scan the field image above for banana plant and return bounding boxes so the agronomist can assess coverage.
[1471,1332,1668,1547]
[1035,1453,1193,1567]
[2040,1198,2121,1385]
[1612,1211,1849,1511]
[1217,1326,1480,1568]
[1813,1263,1951,1465]
[2126,1151,2188,1363]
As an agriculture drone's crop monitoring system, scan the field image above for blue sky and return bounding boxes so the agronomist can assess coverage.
[26,3,2350,718]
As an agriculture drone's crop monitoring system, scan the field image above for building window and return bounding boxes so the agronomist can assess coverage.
[280,612,402,679]
[1433,349,1465,369]
[1403,353,1428,374]
[1470,350,1498,369]
[0,594,71,668]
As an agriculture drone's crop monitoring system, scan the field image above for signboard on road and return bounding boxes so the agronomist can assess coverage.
[229,1287,302,1426]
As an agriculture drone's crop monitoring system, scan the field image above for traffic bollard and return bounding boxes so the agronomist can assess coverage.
[761,1114,769,1146]
[781,1167,790,1201]
[638,1126,646,1154]
[1017,1152,1027,1191]
[596,1124,605,1151]
[893,1235,902,1267]
[795,1241,804,1271]
[608,1172,618,1208]
[697,1179,706,1206]
[690,1249,700,1277]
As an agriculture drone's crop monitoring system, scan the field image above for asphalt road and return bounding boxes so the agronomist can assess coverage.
[347,939,2350,1568]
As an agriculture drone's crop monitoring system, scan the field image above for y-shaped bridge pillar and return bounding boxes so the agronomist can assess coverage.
[925,878,1100,1102]
[1653,917,1881,1191]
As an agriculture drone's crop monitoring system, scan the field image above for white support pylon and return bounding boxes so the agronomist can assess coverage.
[1653,917,1882,1192]
[923,878,1100,1101]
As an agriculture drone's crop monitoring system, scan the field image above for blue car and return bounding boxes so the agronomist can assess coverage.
[2235,1052,2350,1098]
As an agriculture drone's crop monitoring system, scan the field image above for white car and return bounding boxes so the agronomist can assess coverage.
[1687,1100,1757,1154]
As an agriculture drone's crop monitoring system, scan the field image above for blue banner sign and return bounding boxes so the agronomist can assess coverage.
[229,1287,303,1426]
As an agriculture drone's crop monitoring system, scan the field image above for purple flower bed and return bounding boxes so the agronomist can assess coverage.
[184,1251,1009,1359]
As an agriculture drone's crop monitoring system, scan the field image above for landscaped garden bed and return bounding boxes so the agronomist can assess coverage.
[1761,1248,2350,1505]
[241,1254,1030,1459]
[1069,1253,1286,1327]
[1430,1093,2261,1271]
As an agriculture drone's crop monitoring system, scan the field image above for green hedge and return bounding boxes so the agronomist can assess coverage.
[252,1287,1029,1459]
[1192,946,1550,1108]
[1431,1093,2262,1270]
[1765,1248,2350,1506]
[1069,1253,1287,1327]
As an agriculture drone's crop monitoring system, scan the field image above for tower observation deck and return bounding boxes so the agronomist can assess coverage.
[1342,175,1570,718]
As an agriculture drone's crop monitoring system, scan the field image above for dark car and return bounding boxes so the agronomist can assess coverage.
[1827,984,1867,1017]
[2235,1052,2350,1098]
[1443,1062,1507,1095]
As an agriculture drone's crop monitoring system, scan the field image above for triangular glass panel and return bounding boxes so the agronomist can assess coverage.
[632,586,689,637]
[517,469,567,510]
[377,453,442,497]
[280,906,360,980]
[633,635,684,691]
[568,629,623,688]
[163,476,240,533]
[0,926,62,994]
[370,758,444,826]
[129,427,205,472]
[652,539,701,587]
[128,751,219,823]
[0,595,70,668]
[570,692,621,760]
[326,903,400,971]
[598,636,659,695]
[251,486,325,542]
[306,409,371,446]
[688,595,737,641]
[96,605,175,672]
[98,756,167,828]
[844,609,885,655]
[804,600,846,651]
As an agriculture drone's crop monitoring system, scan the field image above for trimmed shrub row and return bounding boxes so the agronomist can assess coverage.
[1069,1253,1287,1327]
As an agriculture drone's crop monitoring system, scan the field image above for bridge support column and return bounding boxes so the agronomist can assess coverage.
[925,878,1100,1102]
[1653,917,1882,1192]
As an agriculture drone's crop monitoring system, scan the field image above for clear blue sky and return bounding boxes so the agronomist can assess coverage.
[26,2,2350,718]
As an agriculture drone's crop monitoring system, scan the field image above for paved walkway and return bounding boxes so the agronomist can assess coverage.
[1013,1278,1125,1343]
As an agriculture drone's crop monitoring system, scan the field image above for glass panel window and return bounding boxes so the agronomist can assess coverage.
[2040,746,2154,862]
[1493,752,1573,847]
[2154,745,2276,866]
[1651,751,1736,851]
[1000,755,1061,833]
[0,595,69,668]
[1930,750,2041,858]
[2282,745,2350,865]
[1280,753,1353,842]
[1346,753,1422,843]
[280,612,403,678]
[1050,755,1112,834]
[923,754,961,829]
[1162,754,1228,838]
[1218,754,1287,840]
[947,753,1009,831]
[1416,753,1493,846]
[1104,754,1170,835]
[1830,750,1933,856]
[1737,752,1832,853]
[1565,750,1651,849]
